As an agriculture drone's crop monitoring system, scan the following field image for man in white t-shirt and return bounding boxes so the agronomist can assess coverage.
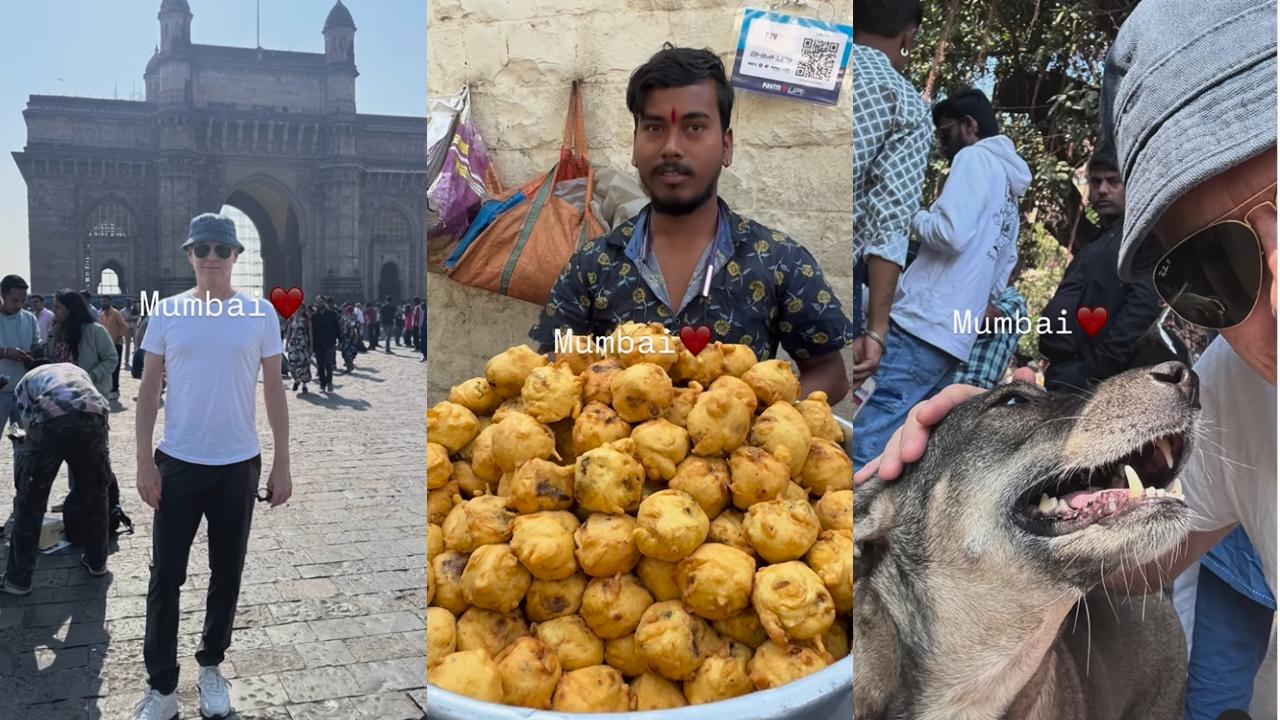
[131,213,292,720]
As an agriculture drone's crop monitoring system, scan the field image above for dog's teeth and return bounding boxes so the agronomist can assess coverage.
[1169,477,1183,497]
[1157,438,1175,469]
[1124,465,1143,498]
[1038,494,1055,514]
[1056,498,1071,513]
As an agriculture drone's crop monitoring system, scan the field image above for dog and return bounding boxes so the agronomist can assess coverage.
[854,361,1199,720]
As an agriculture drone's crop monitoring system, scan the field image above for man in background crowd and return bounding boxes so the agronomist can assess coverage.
[852,0,931,390]
[1038,144,1163,391]
[311,296,339,393]
[0,275,39,492]
[29,294,54,345]
[852,87,1030,469]
[99,295,129,400]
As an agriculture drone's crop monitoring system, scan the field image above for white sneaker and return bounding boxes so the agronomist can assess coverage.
[197,665,233,718]
[132,689,179,720]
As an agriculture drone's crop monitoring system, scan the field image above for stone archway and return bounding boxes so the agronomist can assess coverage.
[221,176,305,296]
[379,261,401,303]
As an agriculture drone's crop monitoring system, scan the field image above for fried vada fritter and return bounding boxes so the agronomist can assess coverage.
[525,573,589,622]
[494,636,562,710]
[631,671,688,710]
[669,455,731,519]
[604,635,651,677]
[805,530,854,614]
[449,376,503,415]
[686,388,753,457]
[748,401,812,476]
[718,343,758,378]
[485,344,549,398]
[522,361,584,424]
[582,358,626,406]
[427,442,452,490]
[442,495,515,554]
[427,401,480,453]
[460,543,532,614]
[633,600,718,682]
[572,401,632,456]
[635,556,682,602]
[455,607,530,659]
[429,649,504,702]
[574,439,645,515]
[727,445,790,510]
[580,574,654,640]
[741,359,800,407]
[794,390,843,444]
[552,665,634,712]
[676,542,756,620]
[683,640,754,705]
[430,551,471,616]
[746,641,831,690]
[506,458,576,515]
[510,511,580,581]
[813,489,853,535]
[798,438,853,497]
[752,561,835,644]
[426,606,455,667]
[743,497,822,563]
[535,615,605,671]
[610,362,674,423]
[574,513,641,577]
[633,489,709,562]
[491,412,559,473]
[630,418,690,482]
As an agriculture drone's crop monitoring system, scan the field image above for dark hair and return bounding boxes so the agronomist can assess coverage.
[1,275,28,298]
[385,295,392,302]
[854,0,923,38]
[55,289,97,362]
[627,45,733,133]
[932,87,999,138]
[1087,140,1120,176]
[29,294,43,303]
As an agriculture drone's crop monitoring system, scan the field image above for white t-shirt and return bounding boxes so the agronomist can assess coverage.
[1182,336,1277,594]
[141,290,284,465]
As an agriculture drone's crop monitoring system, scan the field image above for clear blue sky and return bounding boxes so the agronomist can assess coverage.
[0,0,426,281]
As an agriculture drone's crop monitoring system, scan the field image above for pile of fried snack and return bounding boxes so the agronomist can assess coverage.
[427,323,853,712]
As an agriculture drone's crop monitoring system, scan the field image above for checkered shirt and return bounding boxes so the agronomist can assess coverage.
[854,44,932,268]
[14,362,109,429]
[953,286,1028,389]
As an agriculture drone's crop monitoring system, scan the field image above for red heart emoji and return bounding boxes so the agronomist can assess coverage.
[1077,306,1108,337]
[269,286,304,320]
[679,325,711,356]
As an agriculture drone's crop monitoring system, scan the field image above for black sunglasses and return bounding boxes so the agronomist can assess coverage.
[191,243,233,259]
[1153,183,1275,329]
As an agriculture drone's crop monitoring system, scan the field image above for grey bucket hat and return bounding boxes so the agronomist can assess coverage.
[1102,0,1277,282]
[181,213,245,251]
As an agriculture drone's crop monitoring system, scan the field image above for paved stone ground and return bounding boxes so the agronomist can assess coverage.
[0,344,427,719]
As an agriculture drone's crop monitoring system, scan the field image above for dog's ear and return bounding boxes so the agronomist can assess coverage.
[854,477,898,546]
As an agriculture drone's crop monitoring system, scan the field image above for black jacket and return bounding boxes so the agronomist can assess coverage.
[311,308,340,349]
[1039,223,1163,391]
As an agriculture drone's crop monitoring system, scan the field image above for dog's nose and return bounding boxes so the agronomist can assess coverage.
[1148,361,1200,408]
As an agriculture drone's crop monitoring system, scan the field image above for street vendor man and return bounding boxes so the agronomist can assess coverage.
[529,45,855,402]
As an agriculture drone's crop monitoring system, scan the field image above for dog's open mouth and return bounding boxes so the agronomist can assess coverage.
[1014,431,1188,536]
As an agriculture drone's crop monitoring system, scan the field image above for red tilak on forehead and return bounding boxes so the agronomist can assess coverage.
[670,107,678,123]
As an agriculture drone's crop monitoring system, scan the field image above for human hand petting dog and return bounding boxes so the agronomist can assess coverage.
[854,367,1037,484]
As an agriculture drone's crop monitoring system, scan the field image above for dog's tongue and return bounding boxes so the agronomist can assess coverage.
[1065,488,1128,510]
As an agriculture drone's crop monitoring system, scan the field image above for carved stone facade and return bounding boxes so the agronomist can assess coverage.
[13,0,426,302]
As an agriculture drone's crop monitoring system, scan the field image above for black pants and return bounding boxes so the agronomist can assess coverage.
[4,412,110,587]
[315,345,336,387]
[144,450,259,694]
[382,323,394,352]
[111,343,123,393]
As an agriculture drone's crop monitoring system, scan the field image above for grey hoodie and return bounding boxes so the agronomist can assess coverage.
[893,135,1033,360]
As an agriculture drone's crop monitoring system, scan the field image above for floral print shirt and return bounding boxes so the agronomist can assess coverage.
[529,200,855,361]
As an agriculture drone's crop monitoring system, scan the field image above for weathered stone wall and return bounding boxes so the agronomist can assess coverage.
[427,0,854,403]
[194,67,325,114]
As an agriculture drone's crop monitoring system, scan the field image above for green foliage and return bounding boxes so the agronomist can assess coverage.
[905,0,1137,359]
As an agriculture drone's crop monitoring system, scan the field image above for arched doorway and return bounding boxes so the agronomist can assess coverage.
[379,261,401,303]
[97,266,123,295]
[220,206,264,297]
[85,201,137,293]
[221,176,304,296]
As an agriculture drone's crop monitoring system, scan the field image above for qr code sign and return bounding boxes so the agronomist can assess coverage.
[796,37,840,81]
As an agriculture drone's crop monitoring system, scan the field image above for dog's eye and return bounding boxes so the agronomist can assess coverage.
[1004,393,1029,406]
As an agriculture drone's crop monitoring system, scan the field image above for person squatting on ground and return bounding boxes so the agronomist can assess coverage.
[131,212,293,720]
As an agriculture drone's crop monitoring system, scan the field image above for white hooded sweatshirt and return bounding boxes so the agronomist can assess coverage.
[892,135,1033,360]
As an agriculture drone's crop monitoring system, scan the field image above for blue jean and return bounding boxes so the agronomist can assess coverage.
[852,324,960,471]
